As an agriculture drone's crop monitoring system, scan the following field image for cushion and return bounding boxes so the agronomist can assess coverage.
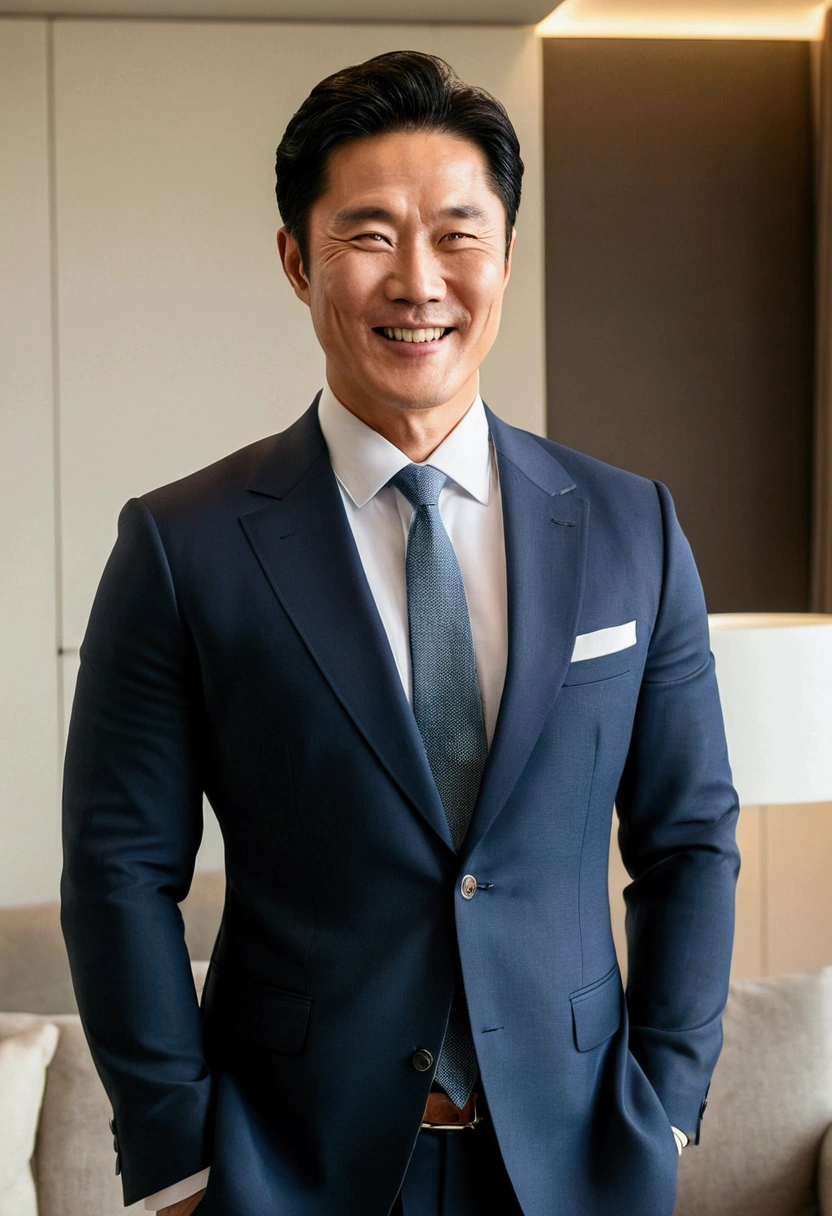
[0,1020,58,1216]
[33,1014,144,1216]
[180,871,224,963]
[191,959,210,998]
[674,967,832,1216]
[0,904,76,1015]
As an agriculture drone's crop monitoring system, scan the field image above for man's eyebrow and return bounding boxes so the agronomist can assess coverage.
[331,206,396,229]
[330,203,490,228]
[440,204,489,221]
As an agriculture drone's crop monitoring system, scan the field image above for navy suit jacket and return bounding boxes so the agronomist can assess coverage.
[61,401,739,1216]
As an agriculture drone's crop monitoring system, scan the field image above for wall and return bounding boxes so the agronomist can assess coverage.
[542,37,830,980]
[543,37,815,615]
[0,22,62,907]
[0,16,545,906]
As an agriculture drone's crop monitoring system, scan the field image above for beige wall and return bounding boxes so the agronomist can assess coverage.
[0,16,545,906]
[0,21,62,909]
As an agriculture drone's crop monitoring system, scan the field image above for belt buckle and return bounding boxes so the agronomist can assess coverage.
[421,1093,483,1131]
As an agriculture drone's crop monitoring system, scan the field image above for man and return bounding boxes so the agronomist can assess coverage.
[61,51,740,1216]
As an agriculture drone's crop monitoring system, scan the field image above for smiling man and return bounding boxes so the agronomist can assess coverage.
[278,125,513,457]
[61,51,740,1216]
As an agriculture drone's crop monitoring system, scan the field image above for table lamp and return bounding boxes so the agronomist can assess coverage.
[708,613,832,975]
[708,614,832,807]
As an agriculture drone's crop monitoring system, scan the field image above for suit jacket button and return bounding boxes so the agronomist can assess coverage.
[412,1048,434,1072]
[461,875,478,900]
[114,1154,121,1176]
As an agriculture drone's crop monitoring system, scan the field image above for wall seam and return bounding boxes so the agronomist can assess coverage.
[46,17,66,774]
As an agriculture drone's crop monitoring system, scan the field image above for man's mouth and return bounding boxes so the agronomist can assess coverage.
[375,326,452,344]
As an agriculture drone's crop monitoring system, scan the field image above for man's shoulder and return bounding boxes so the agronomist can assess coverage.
[138,401,322,525]
[139,432,279,521]
[489,411,660,504]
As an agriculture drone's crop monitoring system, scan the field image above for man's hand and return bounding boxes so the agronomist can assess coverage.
[159,1191,206,1216]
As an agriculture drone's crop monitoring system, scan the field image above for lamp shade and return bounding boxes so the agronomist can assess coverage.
[708,614,832,806]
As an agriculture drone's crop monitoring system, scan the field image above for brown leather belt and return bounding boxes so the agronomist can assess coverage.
[421,1091,482,1130]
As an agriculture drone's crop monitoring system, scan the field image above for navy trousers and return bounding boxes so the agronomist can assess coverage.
[393,1117,524,1215]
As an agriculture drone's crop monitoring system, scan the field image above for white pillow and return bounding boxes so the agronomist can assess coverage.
[0,1022,59,1216]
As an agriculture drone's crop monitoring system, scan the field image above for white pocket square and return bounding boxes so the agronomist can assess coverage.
[571,621,637,663]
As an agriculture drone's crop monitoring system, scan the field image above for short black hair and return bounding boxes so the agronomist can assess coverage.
[275,50,523,269]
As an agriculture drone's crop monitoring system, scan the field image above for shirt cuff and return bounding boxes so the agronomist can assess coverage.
[144,1167,210,1210]
[671,1127,689,1156]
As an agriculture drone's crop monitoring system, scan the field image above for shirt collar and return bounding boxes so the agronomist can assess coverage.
[318,382,492,509]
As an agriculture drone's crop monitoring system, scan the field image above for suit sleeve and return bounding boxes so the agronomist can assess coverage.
[61,498,213,1205]
[615,480,740,1142]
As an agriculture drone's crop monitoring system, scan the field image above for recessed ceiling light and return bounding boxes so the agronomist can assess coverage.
[537,0,828,38]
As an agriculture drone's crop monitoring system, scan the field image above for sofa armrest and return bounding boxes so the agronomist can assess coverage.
[820,1123,832,1216]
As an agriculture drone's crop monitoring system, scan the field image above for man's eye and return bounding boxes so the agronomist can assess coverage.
[354,233,388,243]
[443,232,475,243]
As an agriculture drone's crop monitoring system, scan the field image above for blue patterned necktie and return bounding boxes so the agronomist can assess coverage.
[389,463,487,1108]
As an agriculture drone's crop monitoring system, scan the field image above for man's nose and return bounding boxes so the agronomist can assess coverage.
[386,244,447,305]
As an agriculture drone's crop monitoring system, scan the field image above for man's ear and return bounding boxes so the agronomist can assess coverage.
[277,227,310,304]
[504,227,516,284]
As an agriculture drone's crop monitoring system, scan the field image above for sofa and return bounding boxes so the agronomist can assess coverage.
[1,871,830,1216]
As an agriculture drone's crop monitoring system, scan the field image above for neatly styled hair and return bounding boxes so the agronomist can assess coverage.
[275,50,523,269]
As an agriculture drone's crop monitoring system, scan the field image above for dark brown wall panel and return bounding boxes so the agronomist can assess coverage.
[543,38,814,612]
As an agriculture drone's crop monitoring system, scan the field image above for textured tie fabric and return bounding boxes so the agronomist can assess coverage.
[390,463,487,1108]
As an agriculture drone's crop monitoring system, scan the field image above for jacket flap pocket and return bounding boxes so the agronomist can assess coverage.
[202,966,312,1055]
[570,965,622,1052]
[562,652,633,687]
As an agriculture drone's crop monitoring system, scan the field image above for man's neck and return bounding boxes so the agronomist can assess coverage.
[325,376,480,463]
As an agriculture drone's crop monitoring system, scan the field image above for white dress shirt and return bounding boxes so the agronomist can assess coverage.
[318,382,508,742]
[144,385,683,1210]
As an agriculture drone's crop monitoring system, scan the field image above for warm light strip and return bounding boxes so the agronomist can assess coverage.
[537,1,828,39]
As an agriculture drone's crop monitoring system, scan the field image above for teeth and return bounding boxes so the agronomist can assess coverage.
[382,327,447,343]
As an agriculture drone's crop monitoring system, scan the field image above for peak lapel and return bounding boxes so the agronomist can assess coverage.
[463,412,589,857]
[241,402,453,852]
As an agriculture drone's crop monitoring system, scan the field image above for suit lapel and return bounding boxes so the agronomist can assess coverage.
[241,400,453,852]
[463,411,589,858]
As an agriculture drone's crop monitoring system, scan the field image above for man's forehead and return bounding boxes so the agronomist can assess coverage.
[315,130,504,220]
[329,202,492,230]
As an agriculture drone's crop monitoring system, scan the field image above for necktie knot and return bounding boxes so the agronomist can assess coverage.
[389,463,447,509]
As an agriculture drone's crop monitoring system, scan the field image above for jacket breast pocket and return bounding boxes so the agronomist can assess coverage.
[562,652,633,687]
[570,965,622,1051]
[202,964,312,1055]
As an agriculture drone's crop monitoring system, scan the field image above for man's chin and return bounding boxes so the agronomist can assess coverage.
[373,374,475,415]
[335,377,472,418]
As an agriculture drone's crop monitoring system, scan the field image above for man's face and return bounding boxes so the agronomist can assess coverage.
[279,129,514,427]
